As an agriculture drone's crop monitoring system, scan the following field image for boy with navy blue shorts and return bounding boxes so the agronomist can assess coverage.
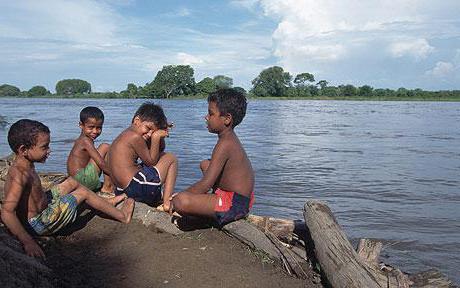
[107,102,177,212]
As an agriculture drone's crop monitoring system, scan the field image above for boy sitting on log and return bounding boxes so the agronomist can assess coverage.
[107,102,177,212]
[67,106,113,193]
[172,88,255,226]
[1,119,134,258]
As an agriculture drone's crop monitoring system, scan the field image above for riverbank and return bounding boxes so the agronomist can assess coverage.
[1,95,460,101]
[0,179,322,288]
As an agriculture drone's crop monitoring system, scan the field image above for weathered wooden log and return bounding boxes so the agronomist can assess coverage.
[303,200,412,288]
[357,238,382,265]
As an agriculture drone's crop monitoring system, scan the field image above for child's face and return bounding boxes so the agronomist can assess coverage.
[80,117,103,140]
[205,101,227,133]
[133,117,158,141]
[26,132,51,163]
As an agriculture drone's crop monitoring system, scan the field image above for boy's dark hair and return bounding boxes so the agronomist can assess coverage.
[80,106,104,123]
[208,88,247,128]
[132,102,167,129]
[8,119,50,153]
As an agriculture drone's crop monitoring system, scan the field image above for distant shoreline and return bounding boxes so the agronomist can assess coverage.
[1,95,460,101]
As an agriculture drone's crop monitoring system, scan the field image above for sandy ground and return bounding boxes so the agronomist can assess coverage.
[41,216,318,288]
[0,175,321,288]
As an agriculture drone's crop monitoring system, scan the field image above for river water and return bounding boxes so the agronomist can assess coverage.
[0,98,459,282]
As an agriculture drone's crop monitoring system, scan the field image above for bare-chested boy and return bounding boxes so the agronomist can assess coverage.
[1,119,134,258]
[67,106,113,193]
[172,88,255,226]
[107,102,177,211]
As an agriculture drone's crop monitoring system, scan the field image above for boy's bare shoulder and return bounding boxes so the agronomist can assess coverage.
[116,129,142,145]
[4,164,31,194]
[74,135,93,149]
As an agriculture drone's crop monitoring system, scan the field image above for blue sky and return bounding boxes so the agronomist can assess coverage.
[1,0,459,92]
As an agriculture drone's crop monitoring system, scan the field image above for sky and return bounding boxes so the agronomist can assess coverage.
[0,0,459,92]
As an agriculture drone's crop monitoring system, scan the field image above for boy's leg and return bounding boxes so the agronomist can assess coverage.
[62,179,134,223]
[154,152,178,212]
[94,143,114,193]
[59,177,126,205]
[172,192,218,218]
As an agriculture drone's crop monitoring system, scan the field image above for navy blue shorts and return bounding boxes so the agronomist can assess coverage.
[116,164,163,206]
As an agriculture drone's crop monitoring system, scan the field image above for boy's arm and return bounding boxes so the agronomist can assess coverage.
[81,138,110,175]
[1,170,45,258]
[185,140,229,194]
[134,130,168,167]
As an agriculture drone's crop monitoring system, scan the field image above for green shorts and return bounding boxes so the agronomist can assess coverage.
[74,162,101,191]
[28,186,78,235]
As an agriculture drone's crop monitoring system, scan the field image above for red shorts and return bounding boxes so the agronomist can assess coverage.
[214,188,254,226]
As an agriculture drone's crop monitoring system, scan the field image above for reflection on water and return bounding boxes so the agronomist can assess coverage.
[0,98,459,282]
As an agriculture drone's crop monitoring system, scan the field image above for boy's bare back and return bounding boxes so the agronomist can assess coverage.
[108,128,145,189]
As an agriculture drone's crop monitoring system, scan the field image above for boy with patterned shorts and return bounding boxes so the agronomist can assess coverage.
[1,119,134,257]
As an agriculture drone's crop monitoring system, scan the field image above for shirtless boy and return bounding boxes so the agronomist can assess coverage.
[108,102,177,211]
[67,106,113,193]
[172,88,255,226]
[1,119,134,258]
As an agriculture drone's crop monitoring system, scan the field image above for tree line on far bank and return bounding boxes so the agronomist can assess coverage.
[1,65,459,100]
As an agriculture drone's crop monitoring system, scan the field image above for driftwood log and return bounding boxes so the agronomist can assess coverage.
[303,200,454,288]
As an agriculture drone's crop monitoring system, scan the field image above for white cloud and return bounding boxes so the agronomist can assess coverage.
[426,61,455,77]
[0,0,121,47]
[389,39,434,60]
[176,52,204,65]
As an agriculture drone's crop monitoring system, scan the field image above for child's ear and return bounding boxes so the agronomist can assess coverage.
[223,113,233,126]
[79,121,84,128]
[18,145,28,156]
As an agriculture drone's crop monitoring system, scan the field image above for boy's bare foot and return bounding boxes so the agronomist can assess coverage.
[100,187,115,195]
[121,198,135,223]
[106,194,127,206]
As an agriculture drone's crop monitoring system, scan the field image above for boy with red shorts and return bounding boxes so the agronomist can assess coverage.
[172,88,254,226]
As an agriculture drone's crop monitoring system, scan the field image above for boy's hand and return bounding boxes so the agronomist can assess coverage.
[24,240,45,258]
[151,129,169,139]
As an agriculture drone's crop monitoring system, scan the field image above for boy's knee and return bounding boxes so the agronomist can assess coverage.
[98,143,110,153]
[172,193,190,213]
[163,152,178,164]
[200,159,210,172]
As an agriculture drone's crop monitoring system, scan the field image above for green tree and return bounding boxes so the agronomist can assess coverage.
[320,86,340,97]
[232,87,247,95]
[339,84,357,97]
[0,84,21,97]
[358,85,373,97]
[28,85,49,96]
[251,66,292,97]
[55,79,91,95]
[213,75,233,89]
[148,65,195,98]
[294,73,315,87]
[120,83,138,98]
[317,80,329,90]
[396,87,408,97]
[196,77,216,95]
